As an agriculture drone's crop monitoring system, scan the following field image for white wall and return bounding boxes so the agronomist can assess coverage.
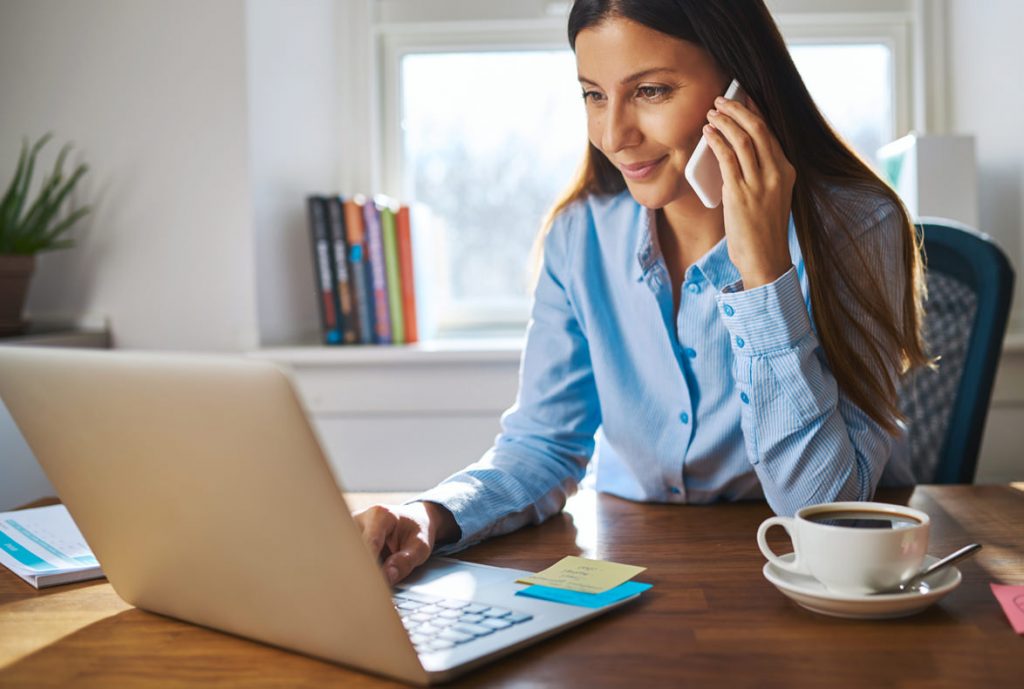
[0,0,260,351]
[947,0,1024,329]
[246,0,343,346]
[947,0,1024,483]
[0,0,343,509]
[0,403,54,511]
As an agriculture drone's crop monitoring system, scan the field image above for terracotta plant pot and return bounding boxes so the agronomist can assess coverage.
[0,254,36,336]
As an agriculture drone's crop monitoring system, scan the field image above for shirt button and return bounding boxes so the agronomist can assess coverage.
[680,412,689,424]
[670,487,681,494]
[686,282,701,294]
[684,347,697,359]
[736,337,745,348]
[740,392,750,404]
[723,304,735,317]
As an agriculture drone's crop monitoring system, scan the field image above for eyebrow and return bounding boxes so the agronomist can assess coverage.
[577,67,679,86]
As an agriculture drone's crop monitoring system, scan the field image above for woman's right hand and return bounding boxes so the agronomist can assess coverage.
[353,501,460,585]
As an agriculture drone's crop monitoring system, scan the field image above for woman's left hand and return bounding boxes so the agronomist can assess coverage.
[704,96,796,289]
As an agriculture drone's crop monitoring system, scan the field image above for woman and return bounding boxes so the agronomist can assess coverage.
[356,0,928,586]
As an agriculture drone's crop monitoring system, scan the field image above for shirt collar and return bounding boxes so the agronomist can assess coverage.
[632,199,801,292]
[634,205,659,282]
[690,236,740,292]
[632,203,739,291]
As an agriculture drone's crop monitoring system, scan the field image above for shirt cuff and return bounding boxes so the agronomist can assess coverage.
[715,266,812,354]
[407,480,484,555]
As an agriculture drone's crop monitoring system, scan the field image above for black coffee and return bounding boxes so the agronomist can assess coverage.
[806,510,920,530]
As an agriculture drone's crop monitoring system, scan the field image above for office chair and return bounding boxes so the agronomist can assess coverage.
[897,218,1015,484]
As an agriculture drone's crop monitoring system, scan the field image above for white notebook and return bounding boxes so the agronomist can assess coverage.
[0,504,104,588]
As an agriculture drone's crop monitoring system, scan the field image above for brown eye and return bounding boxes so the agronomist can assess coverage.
[637,85,669,100]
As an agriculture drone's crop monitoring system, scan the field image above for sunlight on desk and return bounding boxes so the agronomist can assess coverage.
[343,492,415,513]
[563,490,600,560]
[0,583,129,669]
[1,487,1021,687]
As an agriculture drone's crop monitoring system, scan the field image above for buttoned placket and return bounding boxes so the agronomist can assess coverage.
[675,264,706,430]
[635,224,694,500]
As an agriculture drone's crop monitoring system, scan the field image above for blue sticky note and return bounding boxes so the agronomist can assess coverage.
[516,580,652,608]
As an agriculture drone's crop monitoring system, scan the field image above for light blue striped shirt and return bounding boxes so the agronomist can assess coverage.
[418,188,912,553]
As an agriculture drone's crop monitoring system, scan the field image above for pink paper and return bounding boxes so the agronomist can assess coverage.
[990,583,1024,634]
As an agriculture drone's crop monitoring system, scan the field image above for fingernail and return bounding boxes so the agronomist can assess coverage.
[704,124,714,134]
[707,109,717,118]
[386,566,399,584]
[715,97,726,106]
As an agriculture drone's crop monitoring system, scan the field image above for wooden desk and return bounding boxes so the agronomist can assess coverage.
[2,486,1022,688]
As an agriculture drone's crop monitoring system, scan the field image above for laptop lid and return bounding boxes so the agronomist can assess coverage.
[0,347,428,685]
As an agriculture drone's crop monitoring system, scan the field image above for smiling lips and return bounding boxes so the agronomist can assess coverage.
[618,155,667,181]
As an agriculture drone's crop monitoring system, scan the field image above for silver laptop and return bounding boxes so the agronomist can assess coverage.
[0,346,641,684]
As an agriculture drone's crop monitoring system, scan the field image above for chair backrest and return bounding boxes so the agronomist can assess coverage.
[898,218,1015,484]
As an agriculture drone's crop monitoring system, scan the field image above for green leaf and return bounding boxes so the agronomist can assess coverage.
[18,169,65,238]
[23,164,87,242]
[17,148,73,239]
[35,204,90,251]
[0,133,89,254]
[9,133,54,231]
[0,139,30,233]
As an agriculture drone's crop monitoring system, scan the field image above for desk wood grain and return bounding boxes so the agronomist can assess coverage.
[1,486,1022,688]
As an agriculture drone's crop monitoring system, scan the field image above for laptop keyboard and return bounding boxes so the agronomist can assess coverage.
[392,590,534,655]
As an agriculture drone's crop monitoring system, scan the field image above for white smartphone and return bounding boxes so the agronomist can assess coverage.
[684,79,747,209]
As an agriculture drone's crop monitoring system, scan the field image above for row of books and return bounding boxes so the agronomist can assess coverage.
[307,194,418,345]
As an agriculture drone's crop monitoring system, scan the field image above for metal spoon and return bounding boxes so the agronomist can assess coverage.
[872,543,982,594]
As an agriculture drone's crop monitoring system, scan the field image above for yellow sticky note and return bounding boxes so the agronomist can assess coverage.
[516,556,646,594]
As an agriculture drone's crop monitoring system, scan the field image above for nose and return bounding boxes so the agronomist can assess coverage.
[599,99,640,153]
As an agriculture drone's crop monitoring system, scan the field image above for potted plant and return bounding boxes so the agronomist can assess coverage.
[0,133,90,335]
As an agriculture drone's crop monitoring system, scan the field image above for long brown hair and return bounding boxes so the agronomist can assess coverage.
[543,0,928,434]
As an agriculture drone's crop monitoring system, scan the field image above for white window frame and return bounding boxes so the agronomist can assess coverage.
[378,19,569,197]
[377,19,570,333]
[776,11,914,147]
[352,1,940,336]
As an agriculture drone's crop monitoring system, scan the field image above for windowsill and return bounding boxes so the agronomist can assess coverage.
[0,323,111,349]
[251,325,1024,366]
[250,336,525,366]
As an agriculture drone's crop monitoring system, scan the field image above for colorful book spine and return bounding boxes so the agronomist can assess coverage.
[378,200,406,344]
[363,200,392,344]
[343,197,374,345]
[326,196,357,344]
[306,196,342,344]
[396,205,418,343]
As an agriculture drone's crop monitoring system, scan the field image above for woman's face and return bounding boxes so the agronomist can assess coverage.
[575,17,729,210]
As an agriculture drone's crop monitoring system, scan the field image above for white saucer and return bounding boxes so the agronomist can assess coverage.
[763,554,962,619]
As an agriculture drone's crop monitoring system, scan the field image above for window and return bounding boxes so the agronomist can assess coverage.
[401,50,584,331]
[375,5,915,337]
[789,43,894,168]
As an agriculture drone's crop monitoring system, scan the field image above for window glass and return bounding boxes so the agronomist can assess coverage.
[789,43,893,168]
[402,50,585,329]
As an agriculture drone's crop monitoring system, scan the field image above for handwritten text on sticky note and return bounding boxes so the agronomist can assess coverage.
[516,556,646,594]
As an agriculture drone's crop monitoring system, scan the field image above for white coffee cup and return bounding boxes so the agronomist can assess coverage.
[757,501,930,595]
